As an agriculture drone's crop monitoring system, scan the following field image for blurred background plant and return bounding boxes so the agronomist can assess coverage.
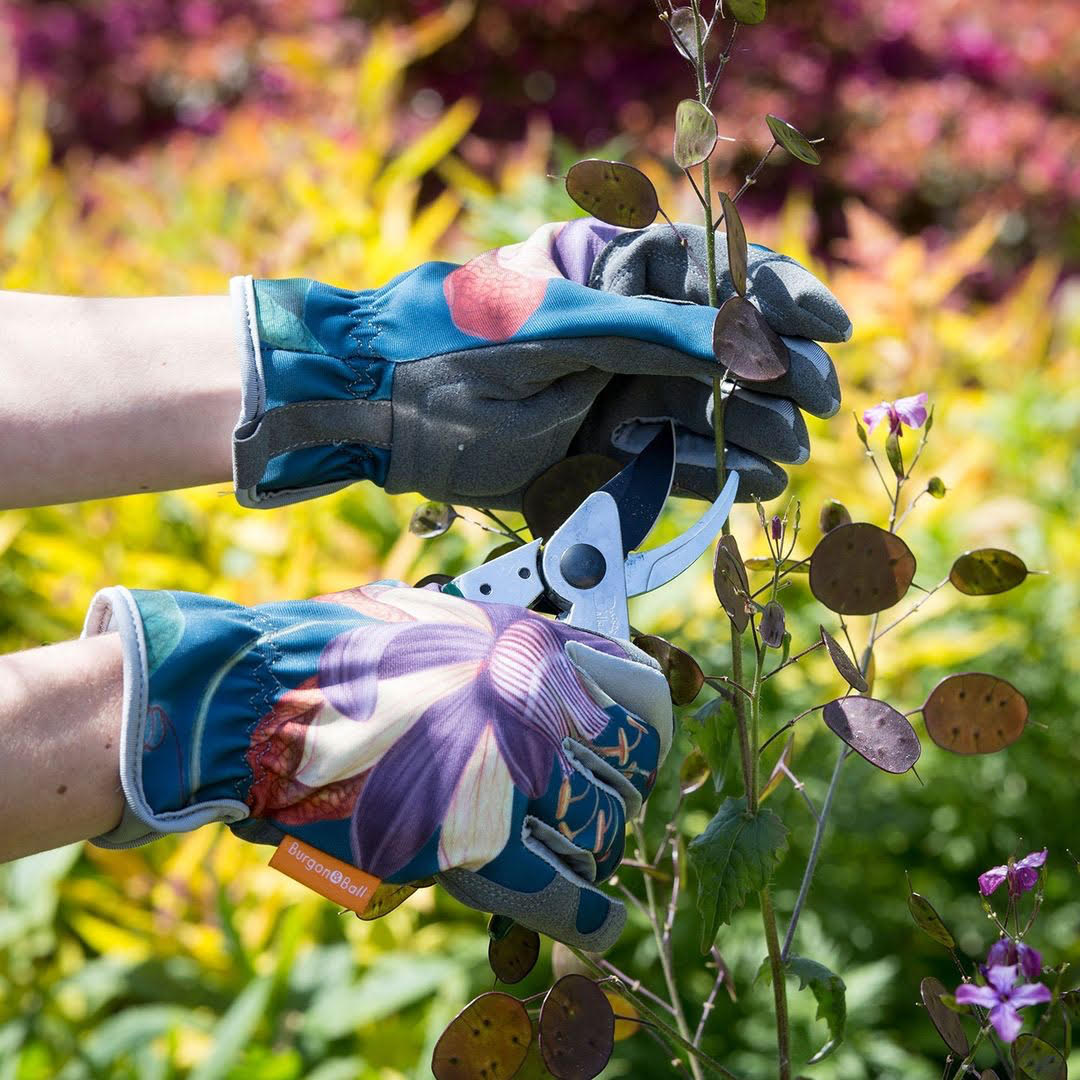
[0,2,1077,1077]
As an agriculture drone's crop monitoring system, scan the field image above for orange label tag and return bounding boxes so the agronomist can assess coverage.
[270,837,380,916]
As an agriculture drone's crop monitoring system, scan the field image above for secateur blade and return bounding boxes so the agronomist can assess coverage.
[599,421,677,555]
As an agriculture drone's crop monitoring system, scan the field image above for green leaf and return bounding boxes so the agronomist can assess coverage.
[906,882,956,949]
[765,115,821,166]
[786,956,847,1064]
[885,430,904,478]
[688,797,788,951]
[190,976,275,1080]
[928,476,946,498]
[674,99,718,169]
[727,0,767,24]
[686,698,735,793]
[1012,1033,1067,1080]
[854,414,869,447]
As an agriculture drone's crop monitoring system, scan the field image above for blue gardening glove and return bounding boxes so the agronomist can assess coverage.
[230,219,850,510]
[84,581,672,951]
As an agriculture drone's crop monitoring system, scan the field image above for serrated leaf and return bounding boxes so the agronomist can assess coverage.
[689,797,788,951]
[686,699,735,794]
[786,956,846,1064]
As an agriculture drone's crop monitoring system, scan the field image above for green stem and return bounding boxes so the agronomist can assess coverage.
[760,886,792,1080]
[634,822,705,1080]
[781,744,849,962]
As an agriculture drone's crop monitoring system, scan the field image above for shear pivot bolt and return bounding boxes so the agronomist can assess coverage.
[560,544,607,589]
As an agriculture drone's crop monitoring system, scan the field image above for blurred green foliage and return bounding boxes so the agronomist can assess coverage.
[1,10,1078,1079]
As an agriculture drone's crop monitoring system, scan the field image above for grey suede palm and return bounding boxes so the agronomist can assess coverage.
[575,224,851,501]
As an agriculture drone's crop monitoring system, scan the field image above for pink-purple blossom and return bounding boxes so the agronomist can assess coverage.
[987,938,1043,979]
[979,848,1048,898]
[955,964,1051,1043]
[862,392,929,436]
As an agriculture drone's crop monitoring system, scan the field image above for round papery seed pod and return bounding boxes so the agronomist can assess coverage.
[488,922,541,985]
[432,992,533,1080]
[920,976,969,1057]
[922,673,1028,755]
[539,974,615,1080]
[809,522,916,615]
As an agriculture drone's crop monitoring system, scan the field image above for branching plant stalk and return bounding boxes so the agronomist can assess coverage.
[634,821,705,1080]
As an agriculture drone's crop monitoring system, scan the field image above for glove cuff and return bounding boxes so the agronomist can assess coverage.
[82,587,252,848]
[229,275,394,508]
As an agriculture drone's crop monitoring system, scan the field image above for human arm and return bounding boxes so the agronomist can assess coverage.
[0,633,124,860]
[0,291,238,509]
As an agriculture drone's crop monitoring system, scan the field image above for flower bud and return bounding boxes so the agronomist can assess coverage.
[770,515,783,542]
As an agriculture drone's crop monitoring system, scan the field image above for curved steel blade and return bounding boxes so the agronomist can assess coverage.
[624,471,740,597]
[599,420,676,556]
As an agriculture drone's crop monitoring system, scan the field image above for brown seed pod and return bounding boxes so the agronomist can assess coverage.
[922,673,1028,755]
[819,626,869,693]
[712,296,790,382]
[1012,1033,1067,1080]
[632,635,705,706]
[488,922,541,985]
[809,523,916,615]
[714,534,751,631]
[949,548,1029,596]
[432,992,533,1080]
[539,974,615,1080]
[822,696,921,773]
[565,160,659,229]
[674,99,718,169]
[920,976,969,1056]
[718,192,747,297]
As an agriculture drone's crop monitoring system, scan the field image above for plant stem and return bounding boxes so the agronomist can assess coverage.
[759,885,791,1079]
[782,744,849,962]
[728,143,777,206]
[634,821,705,1080]
[694,948,730,1046]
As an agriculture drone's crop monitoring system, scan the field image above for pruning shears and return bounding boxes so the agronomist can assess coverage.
[445,423,740,639]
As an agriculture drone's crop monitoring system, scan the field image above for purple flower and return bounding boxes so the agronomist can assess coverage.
[955,965,1051,1043]
[987,938,1043,979]
[979,849,1048,898]
[246,585,629,880]
[862,392,929,436]
[770,515,784,542]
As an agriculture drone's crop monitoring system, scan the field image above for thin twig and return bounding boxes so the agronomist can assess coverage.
[874,576,950,639]
[663,839,683,948]
[693,948,729,1046]
[763,638,824,680]
[597,958,677,1016]
[725,143,776,207]
[758,704,824,755]
[781,745,849,962]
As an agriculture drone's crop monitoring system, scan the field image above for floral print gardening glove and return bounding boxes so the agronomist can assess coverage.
[83,581,672,951]
[230,218,849,510]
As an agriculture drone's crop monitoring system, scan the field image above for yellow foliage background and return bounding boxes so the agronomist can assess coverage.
[0,9,1077,1078]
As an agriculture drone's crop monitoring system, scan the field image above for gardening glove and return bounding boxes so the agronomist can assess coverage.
[83,580,672,951]
[229,218,850,510]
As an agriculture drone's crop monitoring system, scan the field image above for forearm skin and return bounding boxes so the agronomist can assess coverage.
[0,291,239,508]
[0,633,125,861]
